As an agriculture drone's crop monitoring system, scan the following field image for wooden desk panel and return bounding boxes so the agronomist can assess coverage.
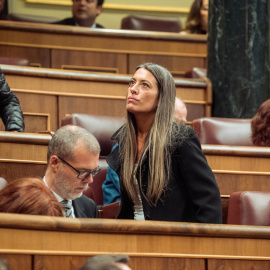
[0,254,32,270]
[15,92,58,132]
[34,255,205,270]
[58,96,126,125]
[208,259,270,270]
[0,21,207,74]
[128,54,206,76]
[0,214,270,270]
[0,45,51,68]
[51,49,128,74]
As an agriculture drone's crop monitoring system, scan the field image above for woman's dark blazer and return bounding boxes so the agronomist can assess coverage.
[107,124,222,224]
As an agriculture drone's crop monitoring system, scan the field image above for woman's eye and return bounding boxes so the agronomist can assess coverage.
[129,81,135,86]
[142,83,149,88]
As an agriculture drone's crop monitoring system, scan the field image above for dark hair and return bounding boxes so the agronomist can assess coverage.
[72,0,104,7]
[0,177,63,216]
[251,99,270,146]
[185,0,206,34]
[97,0,104,6]
[79,254,130,270]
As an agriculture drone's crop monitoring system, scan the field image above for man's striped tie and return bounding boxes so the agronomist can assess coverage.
[61,199,73,218]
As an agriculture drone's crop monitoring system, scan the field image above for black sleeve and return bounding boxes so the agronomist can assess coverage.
[173,126,222,224]
[0,70,25,132]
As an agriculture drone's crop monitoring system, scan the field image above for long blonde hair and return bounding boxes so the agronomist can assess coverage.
[119,63,176,206]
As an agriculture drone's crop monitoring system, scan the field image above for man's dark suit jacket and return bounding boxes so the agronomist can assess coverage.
[73,194,97,218]
[53,17,104,28]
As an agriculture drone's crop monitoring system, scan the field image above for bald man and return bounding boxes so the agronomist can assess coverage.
[174,97,188,124]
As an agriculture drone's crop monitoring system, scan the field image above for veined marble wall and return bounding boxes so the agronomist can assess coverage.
[208,0,270,118]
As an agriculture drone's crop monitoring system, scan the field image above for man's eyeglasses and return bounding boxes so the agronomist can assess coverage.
[57,156,101,180]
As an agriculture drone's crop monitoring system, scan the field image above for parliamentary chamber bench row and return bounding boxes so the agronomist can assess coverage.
[0,20,207,76]
[1,213,270,270]
[1,129,270,224]
[0,64,212,133]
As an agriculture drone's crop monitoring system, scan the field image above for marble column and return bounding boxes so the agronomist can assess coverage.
[208,0,270,118]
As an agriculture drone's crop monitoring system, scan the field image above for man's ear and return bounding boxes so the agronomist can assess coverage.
[50,155,60,170]
[96,5,102,17]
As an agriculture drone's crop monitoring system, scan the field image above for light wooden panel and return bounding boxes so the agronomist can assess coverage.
[0,45,50,67]
[0,20,207,73]
[214,171,270,196]
[0,214,270,270]
[15,92,58,132]
[128,54,206,75]
[51,49,128,74]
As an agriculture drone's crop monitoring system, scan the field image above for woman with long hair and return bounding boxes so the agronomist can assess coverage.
[107,63,222,223]
[184,0,209,34]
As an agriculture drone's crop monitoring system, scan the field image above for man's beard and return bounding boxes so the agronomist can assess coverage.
[54,170,83,200]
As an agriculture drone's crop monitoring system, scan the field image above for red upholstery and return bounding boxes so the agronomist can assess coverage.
[98,201,121,219]
[191,117,252,146]
[0,57,30,66]
[121,15,182,33]
[227,191,270,225]
[83,159,108,206]
[61,114,125,157]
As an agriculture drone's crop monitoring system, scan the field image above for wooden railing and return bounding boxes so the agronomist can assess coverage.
[0,213,270,270]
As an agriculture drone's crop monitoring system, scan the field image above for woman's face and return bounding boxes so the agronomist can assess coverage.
[126,68,159,116]
[200,0,209,32]
[0,0,5,12]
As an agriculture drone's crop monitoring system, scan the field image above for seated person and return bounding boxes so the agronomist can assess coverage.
[44,125,100,218]
[102,97,188,205]
[106,63,221,223]
[181,0,209,34]
[0,69,25,132]
[0,0,7,20]
[54,0,104,28]
[79,254,131,270]
[0,177,63,216]
[251,99,270,146]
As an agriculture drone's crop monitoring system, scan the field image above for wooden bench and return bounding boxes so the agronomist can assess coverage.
[2,131,270,223]
[0,213,270,270]
[1,65,212,132]
[0,20,207,76]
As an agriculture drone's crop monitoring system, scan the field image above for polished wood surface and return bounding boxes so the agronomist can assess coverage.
[0,213,270,270]
[0,132,49,181]
[1,65,211,132]
[0,20,207,75]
